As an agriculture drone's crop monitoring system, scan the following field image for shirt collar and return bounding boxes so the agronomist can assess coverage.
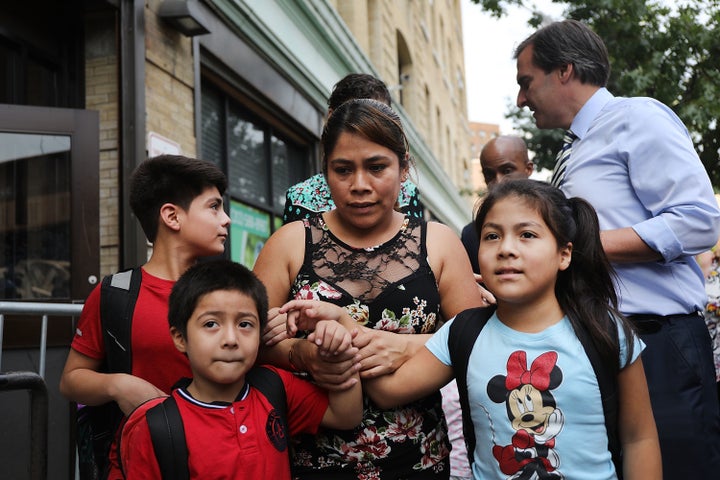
[570,87,613,140]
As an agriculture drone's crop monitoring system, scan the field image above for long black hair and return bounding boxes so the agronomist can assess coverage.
[475,179,634,371]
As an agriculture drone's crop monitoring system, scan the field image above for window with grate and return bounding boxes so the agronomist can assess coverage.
[200,83,312,267]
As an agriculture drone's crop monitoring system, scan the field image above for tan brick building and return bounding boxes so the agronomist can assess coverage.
[330,0,471,193]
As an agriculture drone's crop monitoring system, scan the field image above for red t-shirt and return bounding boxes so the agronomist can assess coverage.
[71,268,191,478]
[120,367,329,479]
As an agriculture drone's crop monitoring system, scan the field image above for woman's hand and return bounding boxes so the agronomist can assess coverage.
[352,327,423,379]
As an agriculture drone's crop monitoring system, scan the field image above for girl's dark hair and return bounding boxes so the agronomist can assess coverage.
[321,98,411,175]
[475,179,634,372]
[168,260,269,338]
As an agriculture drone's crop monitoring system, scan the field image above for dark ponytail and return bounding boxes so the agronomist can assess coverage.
[558,197,634,371]
[475,179,634,372]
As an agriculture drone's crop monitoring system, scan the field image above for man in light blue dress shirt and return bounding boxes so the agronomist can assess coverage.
[514,19,720,478]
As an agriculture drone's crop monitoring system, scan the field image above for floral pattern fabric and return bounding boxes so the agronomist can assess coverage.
[703,256,720,382]
[283,173,424,224]
[289,214,449,479]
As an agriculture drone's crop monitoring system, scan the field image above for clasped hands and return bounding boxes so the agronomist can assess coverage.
[264,300,412,391]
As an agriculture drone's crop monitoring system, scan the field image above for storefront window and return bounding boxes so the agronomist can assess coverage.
[201,83,313,266]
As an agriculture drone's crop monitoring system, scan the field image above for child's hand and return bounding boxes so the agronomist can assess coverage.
[279,299,350,337]
[262,307,290,346]
[308,319,354,356]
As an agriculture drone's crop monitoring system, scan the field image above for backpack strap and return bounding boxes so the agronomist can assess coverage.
[146,396,189,480]
[246,366,288,444]
[572,319,622,478]
[447,306,496,466]
[83,267,142,479]
[100,267,143,374]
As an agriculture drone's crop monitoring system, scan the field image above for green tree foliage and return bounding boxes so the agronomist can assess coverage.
[470,0,720,187]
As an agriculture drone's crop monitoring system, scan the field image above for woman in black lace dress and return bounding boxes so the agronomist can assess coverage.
[253,98,485,479]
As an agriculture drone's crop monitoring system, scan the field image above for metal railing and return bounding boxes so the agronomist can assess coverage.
[0,372,49,480]
[0,301,83,480]
[0,301,83,377]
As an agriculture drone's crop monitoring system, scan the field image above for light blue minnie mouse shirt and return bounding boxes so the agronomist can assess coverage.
[426,313,644,480]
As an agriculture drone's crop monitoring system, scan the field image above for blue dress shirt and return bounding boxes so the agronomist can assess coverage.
[562,88,720,315]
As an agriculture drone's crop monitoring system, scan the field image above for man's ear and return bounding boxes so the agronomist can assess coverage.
[558,63,574,84]
[160,203,181,232]
[170,326,187,353]
[524,161,534,177]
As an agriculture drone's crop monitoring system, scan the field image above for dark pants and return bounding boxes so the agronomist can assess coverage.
[630,312,720,479]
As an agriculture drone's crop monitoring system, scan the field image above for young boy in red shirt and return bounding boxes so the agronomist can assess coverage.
[60,155,231,479]
[120,260,362,479]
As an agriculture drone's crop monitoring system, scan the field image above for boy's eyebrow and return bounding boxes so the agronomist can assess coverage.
[196,309,258,319]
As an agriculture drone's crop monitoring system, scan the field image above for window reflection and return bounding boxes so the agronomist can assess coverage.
[228,107,266,203]
[0,132,71,299]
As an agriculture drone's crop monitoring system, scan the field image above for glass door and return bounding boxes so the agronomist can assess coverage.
[0,104,99,302]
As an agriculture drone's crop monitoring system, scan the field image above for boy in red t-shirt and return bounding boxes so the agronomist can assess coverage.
[120,260,362,479]
[59,155,231,479]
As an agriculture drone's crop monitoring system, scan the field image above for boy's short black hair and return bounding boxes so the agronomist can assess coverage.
[129,154,228,242]
[168,260,269,338]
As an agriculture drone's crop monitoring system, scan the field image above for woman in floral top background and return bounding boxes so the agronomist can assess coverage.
[254,99,485,479]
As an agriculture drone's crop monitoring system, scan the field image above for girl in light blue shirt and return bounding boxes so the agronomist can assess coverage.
[310,179,662,480]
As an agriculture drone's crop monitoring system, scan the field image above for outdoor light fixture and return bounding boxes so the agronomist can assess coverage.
[158,0,210,37]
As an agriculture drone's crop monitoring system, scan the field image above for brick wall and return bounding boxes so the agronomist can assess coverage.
[85,11,120,275]
[145,0,197,156]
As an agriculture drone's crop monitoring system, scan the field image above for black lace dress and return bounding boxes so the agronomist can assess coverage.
[289,214,450,480]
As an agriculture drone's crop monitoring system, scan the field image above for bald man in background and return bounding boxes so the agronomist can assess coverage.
[462,135,533,273]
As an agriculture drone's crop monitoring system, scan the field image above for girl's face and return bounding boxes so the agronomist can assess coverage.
[325,131,406,231]
[478,196,571,309]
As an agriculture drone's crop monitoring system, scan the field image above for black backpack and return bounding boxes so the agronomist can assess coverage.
[76,267,142,480]
[143,366,288,480]
[448,306,622,478]
[75,268,290,480]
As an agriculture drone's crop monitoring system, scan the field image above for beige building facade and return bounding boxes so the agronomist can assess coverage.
[330,0,472,197]
[468,121,501,198]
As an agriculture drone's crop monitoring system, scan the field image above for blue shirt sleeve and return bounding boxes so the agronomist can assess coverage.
[425,318,454,366]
